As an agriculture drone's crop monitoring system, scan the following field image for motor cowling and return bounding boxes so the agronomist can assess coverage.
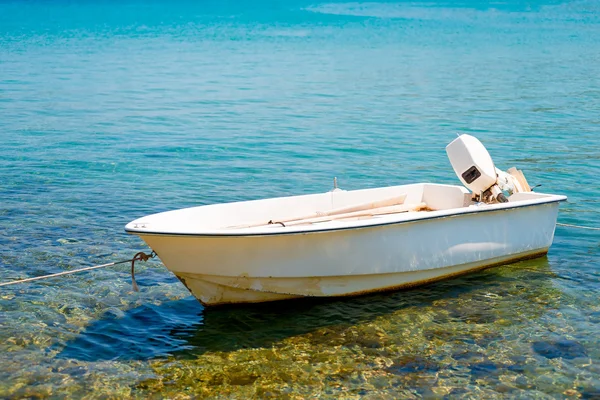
[446,134,530,203]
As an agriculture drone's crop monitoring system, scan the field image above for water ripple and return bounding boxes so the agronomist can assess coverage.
[1,0,599,397]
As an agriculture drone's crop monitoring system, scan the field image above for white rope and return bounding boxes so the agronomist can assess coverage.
[557,222,600,231]
[0,261,125,287]
[0,252,154,288]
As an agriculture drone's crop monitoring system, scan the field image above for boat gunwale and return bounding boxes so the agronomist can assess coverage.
[125,194,567,238]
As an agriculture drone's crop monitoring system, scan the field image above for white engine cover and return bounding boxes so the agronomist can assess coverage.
[446,134,497,194]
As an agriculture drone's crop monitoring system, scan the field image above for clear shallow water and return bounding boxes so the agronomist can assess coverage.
[1,0,599,397]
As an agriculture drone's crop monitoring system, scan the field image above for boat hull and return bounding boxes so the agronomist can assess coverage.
[136,201,560,306]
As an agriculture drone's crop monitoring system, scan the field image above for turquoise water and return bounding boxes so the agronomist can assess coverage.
[1,0,599,397]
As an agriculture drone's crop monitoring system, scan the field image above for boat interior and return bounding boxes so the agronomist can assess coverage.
[126,183,557,234]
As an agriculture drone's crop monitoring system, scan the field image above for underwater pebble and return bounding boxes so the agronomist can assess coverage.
[515,375,533,389]
[588,312,600,324]
[495,383,515,394]
[56,238,81,244]
[385,356,441,375]
[580,388,600,399]
[532,339,588,360]
[470,361,500,379]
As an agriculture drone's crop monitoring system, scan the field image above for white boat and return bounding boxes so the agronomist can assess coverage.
[126,135,566,306]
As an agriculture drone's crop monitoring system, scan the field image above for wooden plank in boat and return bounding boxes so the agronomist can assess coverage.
[229,193,407,229]
[280,202,428,227]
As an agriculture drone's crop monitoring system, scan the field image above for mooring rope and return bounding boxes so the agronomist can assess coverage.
[557,222,600,231]
[1,222,596,289]
[0,251,156,291]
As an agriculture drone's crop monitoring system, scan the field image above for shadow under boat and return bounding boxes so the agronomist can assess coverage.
[56,256,561,362]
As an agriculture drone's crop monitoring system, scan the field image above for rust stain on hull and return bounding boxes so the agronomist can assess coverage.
[177,250,549,307]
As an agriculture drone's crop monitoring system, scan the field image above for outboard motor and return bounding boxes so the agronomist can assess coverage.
[446,134,531,204]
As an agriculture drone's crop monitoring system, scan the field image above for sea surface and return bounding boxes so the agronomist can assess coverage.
[1,0,599,398]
